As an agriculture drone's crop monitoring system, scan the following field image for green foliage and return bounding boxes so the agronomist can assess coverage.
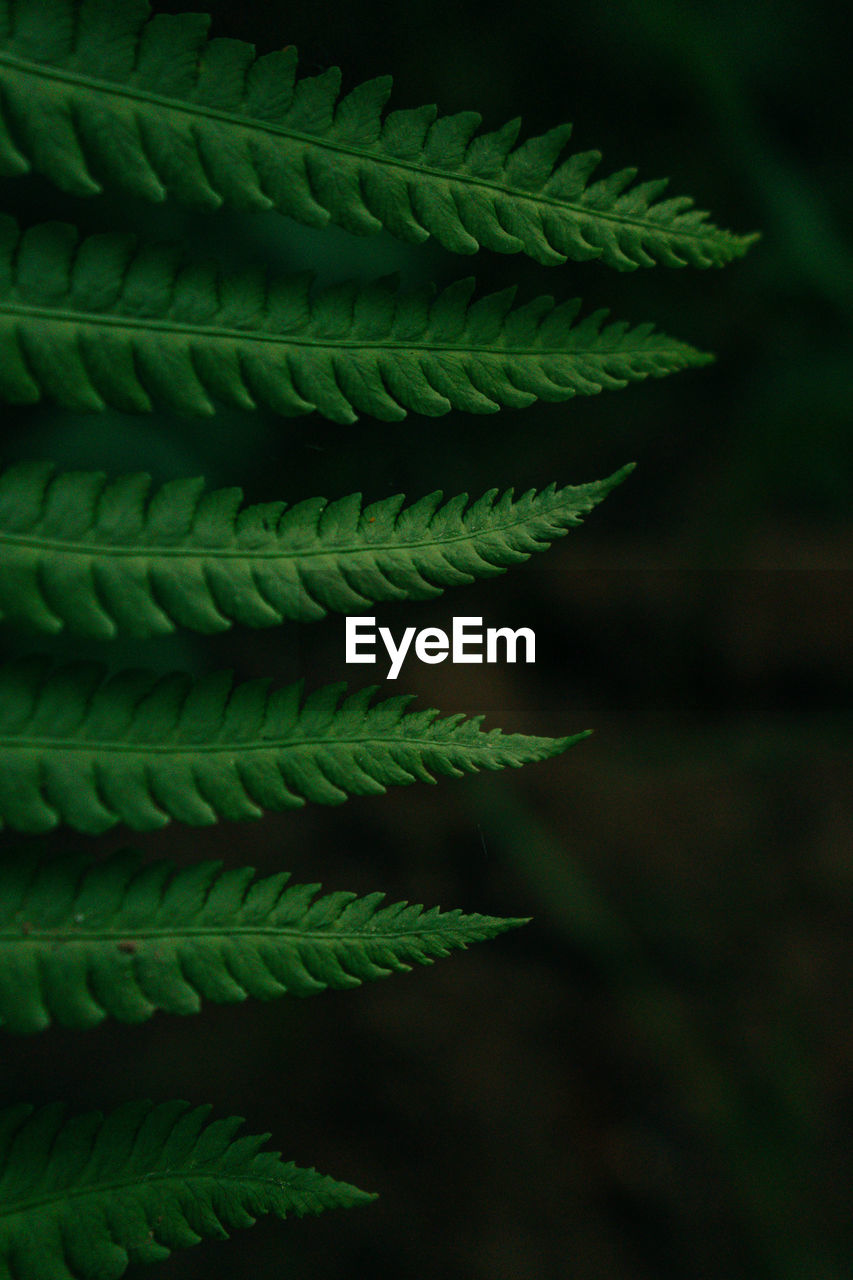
[0,1100,374,1280]
[0,218,709,420]
[0,850,527,1032]
[0,0,755,1275]
[0,659,581,834]
[0,459,633,637]
[0,1,756,269]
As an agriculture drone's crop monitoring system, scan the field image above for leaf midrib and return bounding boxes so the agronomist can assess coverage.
[0,492,585,560]
[0,51,726,246]
[0,732,533,755]
[0,1166,310,1220]
[0,921,472,944]
[0,299,688,360]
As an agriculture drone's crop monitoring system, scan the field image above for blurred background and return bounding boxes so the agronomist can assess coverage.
[0,0,850,1276]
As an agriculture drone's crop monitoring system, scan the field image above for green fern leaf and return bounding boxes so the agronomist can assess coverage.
[0,849,528,1032]
[0,1099,373,1280]
[0,459,633,638]
[0,3,757,270]
[0,660,584,834]
[0,219,711,419]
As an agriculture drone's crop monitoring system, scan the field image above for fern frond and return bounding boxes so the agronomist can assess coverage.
[0,459,633,638]
[0,219,711,419]
[0,660,583,835]
[0,1099,373,1280]
[0,850,527,1032]
[0,4,756,270]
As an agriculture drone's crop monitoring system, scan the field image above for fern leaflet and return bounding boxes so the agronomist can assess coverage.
[0,2,757,270]
[0,849,527,1032]
[0,219,710,419]
[0,1099,373,1280]
[0,459,633,638]
[0,660,584,834]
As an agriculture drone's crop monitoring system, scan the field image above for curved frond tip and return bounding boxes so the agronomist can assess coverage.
[0,458,634,638]
[0,3,757,269]
[0,850,528,1032]
[0,660,586,834]
[0,1099,373,1280]
[0,218,711,420]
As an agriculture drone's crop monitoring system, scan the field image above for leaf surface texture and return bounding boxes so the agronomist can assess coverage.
[0,850,527,1031]
[0,459,634,637]
[0,219,710,419]
[0,3,756,269]
[0,1099,373,1280]
[0,661,584,834]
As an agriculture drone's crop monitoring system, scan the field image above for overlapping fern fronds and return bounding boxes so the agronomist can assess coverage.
[0,850,527,1032]
[0,459,633,637]
[0,1100,373,1280]
[0,1,757,269]
[0,659,583,834]
[0,219,709,419]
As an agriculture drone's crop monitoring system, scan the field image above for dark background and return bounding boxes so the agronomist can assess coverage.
[0,1,850,1277]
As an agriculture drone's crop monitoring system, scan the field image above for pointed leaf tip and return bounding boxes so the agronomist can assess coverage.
[0,1100,374,1279]
[0,10,757,268]
[0,462,641,639]
[0,853,536,1029]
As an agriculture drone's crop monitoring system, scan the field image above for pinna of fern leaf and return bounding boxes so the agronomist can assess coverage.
[0,216,712,421]
[0,458,635,638]
[0,659,587,834]
[0,849,529,1032]
[0,1,758,269]
[0,1099,374,1280]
